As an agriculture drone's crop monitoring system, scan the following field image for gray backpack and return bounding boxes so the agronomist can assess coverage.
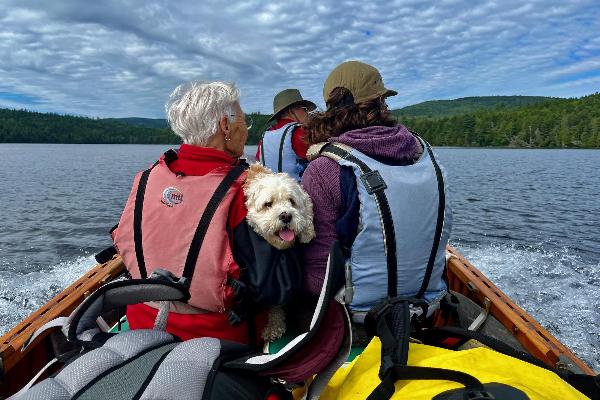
[10,245,351,400]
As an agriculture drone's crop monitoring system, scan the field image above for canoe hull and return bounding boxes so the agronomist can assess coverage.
[0,247,594,398]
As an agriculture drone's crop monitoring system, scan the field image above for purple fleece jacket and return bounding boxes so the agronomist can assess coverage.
[301,124,421,295]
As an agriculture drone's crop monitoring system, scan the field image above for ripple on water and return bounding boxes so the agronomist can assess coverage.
[455,242,600,372]
[0,255,95,336]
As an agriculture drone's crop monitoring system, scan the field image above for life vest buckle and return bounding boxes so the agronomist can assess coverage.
[360,170,387,194]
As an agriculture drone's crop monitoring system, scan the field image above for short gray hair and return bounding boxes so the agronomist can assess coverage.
[165,81,240,145]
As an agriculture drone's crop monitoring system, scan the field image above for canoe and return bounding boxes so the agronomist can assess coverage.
[0,246,595,398]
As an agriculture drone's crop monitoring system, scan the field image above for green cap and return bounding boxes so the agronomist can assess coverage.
[268,89,317,123]
[323,61,397,104]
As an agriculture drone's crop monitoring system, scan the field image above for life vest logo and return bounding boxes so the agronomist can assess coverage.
[161,187,183,207]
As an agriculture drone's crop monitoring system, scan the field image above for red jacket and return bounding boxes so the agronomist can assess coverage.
[125,145,252,343]
[255,118,310,161]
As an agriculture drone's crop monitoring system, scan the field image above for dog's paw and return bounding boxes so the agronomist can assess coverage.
[261,306,286,342]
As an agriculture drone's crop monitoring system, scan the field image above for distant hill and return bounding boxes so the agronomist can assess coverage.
[398,93,600,148]
[392,96,560,118]
[104,117,169,129]
[103,113,272,145]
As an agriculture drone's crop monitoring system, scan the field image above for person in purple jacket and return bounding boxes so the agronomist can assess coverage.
[301,61,452,329]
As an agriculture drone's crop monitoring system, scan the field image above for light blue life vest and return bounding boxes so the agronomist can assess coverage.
[259,122,306,180]
[317,138,452,313]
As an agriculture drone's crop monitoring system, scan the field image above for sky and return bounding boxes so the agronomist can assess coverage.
[0,0,599,118]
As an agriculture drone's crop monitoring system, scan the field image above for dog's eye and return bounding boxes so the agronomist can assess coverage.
[264,201,273,208]
[289,198,296,206]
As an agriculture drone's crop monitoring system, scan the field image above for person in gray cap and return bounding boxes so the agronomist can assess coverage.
[256,88,316,180]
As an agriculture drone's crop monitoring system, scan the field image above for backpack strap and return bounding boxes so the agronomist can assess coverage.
[224,242,349,389]
[21,270,190,351]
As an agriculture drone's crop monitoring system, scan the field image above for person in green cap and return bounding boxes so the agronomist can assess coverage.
[301,60,452,341]
[256,88,316,180]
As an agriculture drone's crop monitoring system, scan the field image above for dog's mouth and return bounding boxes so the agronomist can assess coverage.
[277,228,296,242]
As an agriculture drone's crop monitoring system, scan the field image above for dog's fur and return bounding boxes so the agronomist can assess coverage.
[244,163,315,250]
[243,163,315,341]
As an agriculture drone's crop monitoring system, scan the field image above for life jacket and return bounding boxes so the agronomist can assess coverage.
[259,122,307,180]
[113,151,247,314]
[311,137,452,315]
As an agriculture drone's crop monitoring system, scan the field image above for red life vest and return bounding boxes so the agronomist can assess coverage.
[114,157,247,313]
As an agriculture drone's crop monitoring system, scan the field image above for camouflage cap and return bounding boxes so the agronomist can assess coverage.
[268,89,317,123]
[323,61,397,104]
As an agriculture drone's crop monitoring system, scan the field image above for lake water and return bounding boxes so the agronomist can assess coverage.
[0,143,598,371]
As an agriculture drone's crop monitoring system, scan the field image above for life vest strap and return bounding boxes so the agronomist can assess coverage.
[131,149,179,279]
[181,161,248,283]
[413,134,446,298]
[133,167,153,279]
[318,143,398,298]
[277,123,299,172]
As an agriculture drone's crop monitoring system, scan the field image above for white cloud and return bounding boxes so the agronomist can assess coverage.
[0,0,598,117]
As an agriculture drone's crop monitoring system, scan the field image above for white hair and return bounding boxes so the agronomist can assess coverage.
[165,81,240,145]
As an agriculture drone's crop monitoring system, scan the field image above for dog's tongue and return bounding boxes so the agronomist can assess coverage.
[278,228,296,242]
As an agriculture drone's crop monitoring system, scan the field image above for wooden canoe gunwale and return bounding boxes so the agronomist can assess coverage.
[446,246,595,375]
[0,256,125,396]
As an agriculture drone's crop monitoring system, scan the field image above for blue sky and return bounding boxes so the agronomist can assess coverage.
[0,0,599,118]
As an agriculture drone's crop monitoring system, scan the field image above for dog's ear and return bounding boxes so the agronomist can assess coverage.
[245,162,272,185]
[296,185,316,244]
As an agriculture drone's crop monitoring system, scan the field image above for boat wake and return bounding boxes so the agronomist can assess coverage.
[0,255,94,337]
[456,242,600,372]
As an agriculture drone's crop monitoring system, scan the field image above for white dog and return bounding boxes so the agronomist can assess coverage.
[243,163,315,342]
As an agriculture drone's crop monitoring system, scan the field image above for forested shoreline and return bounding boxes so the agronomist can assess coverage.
[1,94,598,148]
[398,93,600,148]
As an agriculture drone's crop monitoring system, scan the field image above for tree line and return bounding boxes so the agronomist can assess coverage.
[1,93,598,148]
[397,93,600,148]
[0,109,176,144]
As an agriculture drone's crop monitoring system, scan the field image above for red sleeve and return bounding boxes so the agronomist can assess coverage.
[228,183,248,229]
[255,140,262,161]
[291,127,309,160]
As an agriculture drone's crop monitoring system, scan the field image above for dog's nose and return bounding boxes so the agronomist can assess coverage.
[279,212,292,224]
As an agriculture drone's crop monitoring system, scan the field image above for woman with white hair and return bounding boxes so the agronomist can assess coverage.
[112,81,301,344]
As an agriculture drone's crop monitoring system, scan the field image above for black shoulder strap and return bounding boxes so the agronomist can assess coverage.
[132,151,178,279]
[277,123,299,172]
[181,162,248,283]
[133,160,160,279]
[319,143,398,297]
[415,136,446,298]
